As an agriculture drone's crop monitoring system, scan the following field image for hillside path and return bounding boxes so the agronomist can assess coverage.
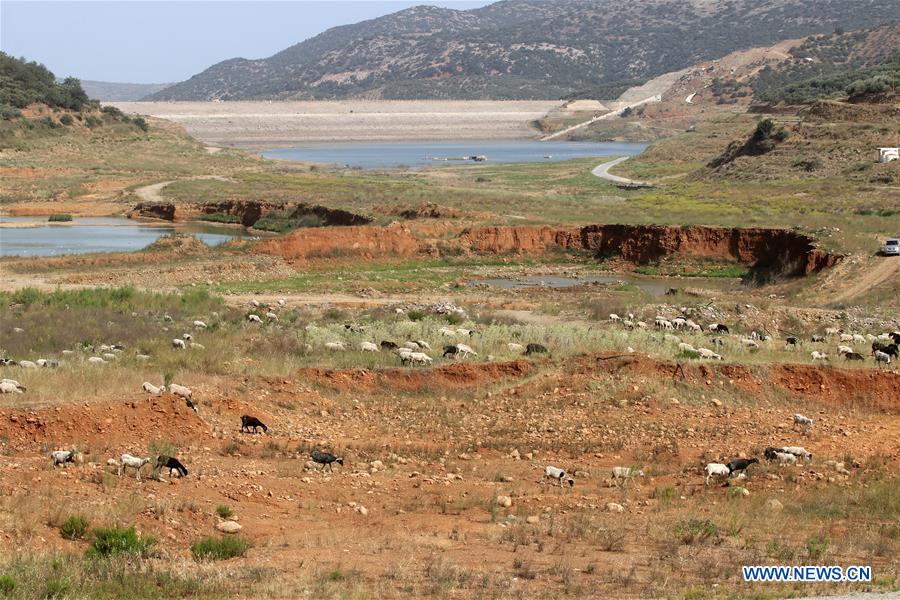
[134,175,231,203]
[540,95,661,141]
[828,254,900,303]
[591,156,648,186]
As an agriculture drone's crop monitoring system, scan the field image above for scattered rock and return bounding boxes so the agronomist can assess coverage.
[216,520,242,534]
[606,502,625,513]
[496,495,512,508]
[526,515,540,524]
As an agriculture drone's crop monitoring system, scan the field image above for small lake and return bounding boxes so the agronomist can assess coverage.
[0,216,250,257]
[469,275,743,296]
[260,140,648,169]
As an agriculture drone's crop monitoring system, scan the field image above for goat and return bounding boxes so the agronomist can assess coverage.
[810,351,828,362]
[544,465,574,487]
[119,454,150,480]
[172,338,186,349]
[726,458,758,474]
[311,450,343,472]
[844,351,865,361]
[785,336,799,347]
[155,455,188,477]
[51,449,76,466]
[874,350,892,367]
[360,341,379,352]
[142,382,164,395]
[443,345,460,358]
[380,340,398,350]
[507,343,524,352]
[793,413,813,430]
[168,383,192,401]
[705,463,730,485]
[193,320,207,329]
[811,334,825,342]
[324,341,346,351]
[240,415,268,433]
[781,446,812,460]
[610,466,644,487]
[524,343,548,356]
[247,314,262,323]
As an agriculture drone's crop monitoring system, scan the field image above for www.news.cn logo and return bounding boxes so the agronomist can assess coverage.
[743,565,872,582]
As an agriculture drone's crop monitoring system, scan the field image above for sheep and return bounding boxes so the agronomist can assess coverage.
[164,314,174,322]
[704,463,731,486]
[415,340,432,350]
[837,345,853,356]
[266,312,278,321]
[773,451,797,464]
[678,342,697,353]
[168,383,192,401]
[811,351,828,362]
[142,382,164,395]
[36,359,59,368]
[324,341,346,351]
[193,320,207,329]
[119,454,150,480]
[874,350,891,367]
[609,313,621,323]
[456,343,477,358]
[455,328,475,336]
[825,327,839,336]
[402,341,421,351]
[102,353,117,361]
[380,340,398,350]
[439,328,457,337]
[663,334,681,344]
[781,446,812,460]
[247,314,262,323]
[401,352,433,366]
[726,458,758,474]
[524,343,548,356]
[51,450,76,466]
[793,414,813,430]
[544,465,574,487]
[0,381,24,394]
[190,342,205,350]
[811,334,825,342]
[19,360,37,369]
[844,351,865,361]
[636,321,647,329]
[697,348,723,360]
[136,354,151,361]
[686,320,702,332]
[852,334,866,345]
[182,333,193,341]
[740,338,760,349]
[0,358,17,366]
[622,319,635,330]
[610,466,644,487]
[310,450,343,472]
[672,317,686,329]
[240,415,268,433]
[344,323,366,333]
[87,356,106,364]
[172,338,186,349]
[839,333,854,343]
[360,341,379,352]
[507,343,524,352]
[155,455,188,477]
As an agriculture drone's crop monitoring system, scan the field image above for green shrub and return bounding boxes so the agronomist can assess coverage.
[806,535,830,560]
[0,104,21,120]
[38,115,60,129]
[190,536,249,561]
[84,115,102,128]
[215,505,233,519]
[675,518,718,544]
[0,575,15,595]
[48,213,73,222]
[60,515,89,540]
[59,114,73,126]
[132,116,149,132]
[85,527,156,559]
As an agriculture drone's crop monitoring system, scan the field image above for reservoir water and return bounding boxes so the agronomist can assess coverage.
[0,216,248,257]
[261,140,648,169]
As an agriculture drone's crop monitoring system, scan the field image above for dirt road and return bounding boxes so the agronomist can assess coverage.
[829,255,900,303]
[590,156,648,185]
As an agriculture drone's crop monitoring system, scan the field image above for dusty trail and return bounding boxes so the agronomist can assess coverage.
[591,156,648,186]
[830,256,900,303]
[133,175,230,203]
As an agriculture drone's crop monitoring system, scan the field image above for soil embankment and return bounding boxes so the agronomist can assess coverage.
[254,223,842,276]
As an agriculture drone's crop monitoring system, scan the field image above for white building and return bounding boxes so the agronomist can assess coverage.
[877,147,899,163]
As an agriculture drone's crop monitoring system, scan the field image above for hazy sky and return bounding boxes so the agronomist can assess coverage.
[1,1,492,83]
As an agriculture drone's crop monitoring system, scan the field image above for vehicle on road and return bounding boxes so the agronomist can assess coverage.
[882,238,899,256]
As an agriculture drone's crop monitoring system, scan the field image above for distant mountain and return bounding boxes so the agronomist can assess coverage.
[150,0,900,101]
[79,80,173,101]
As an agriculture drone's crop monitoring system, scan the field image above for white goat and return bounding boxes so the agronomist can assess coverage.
[705,463,730,486]
[325,341,346,351]
[874,350,891,366]
[172,338,186,349]
[544,465,574,487]
[811,351,828,362]
[740,338,760,349]
[609,314,621,323]
[837,345,853,356]
[142,382,164,395]
[266,312,278,321]
[51,450,75,466]
[360,341,379,352]
[119,454,150,480]
[247,314,262,323]
[610,466,644,486]
[793,414,813,430]
[193,320,207,329]
[168,383,192,401]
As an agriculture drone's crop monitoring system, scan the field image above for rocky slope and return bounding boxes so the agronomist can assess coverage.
[149,0,899,101]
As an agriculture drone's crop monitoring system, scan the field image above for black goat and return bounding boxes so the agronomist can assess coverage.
[844,351,865,361]
[785,336,798,346]
[524,343,548,356]
[185,398,199,413]
[155,455,188,477]
[311,450,343,472]
[763,447,781,461]
[891,332,900,344]
[240,415,268,433]
[713,324,730,334]
[726,457,759,474]
[380,340,398,350]
[442,345,459,358]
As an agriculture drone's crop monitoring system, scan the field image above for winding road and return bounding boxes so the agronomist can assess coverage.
[590,156,648,186]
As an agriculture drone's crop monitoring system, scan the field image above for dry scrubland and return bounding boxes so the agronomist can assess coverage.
[1,98,899,598]
[110,101,562,146]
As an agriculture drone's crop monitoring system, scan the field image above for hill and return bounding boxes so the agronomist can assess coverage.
[149,0,900,101]
[80,80,173,101]
[0,52,90,117]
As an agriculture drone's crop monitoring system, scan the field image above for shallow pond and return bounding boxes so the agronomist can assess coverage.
[0,216,250,257]
[261,140,648,169]
[469,274,743,296]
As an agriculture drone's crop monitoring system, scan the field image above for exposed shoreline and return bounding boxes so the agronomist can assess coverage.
[111,100,563,146]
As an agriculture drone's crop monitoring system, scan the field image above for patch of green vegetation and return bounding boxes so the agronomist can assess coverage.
[0,52,89,111]
[190,536,249,561]
[199,212,242,224]
[85,527,156,559]
[215,505,233,519]
[0,575,14,595]
[47,213,72,222]
[3,286,221,313]
[674,518,718,544]
[59,515,89,540]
